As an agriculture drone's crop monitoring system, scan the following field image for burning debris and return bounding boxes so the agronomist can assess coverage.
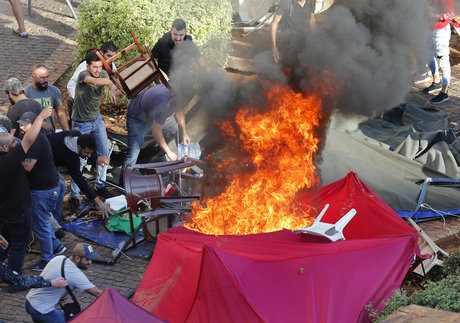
[185,84,327,235]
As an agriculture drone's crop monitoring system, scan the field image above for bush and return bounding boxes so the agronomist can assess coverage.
[75,0,233,69]
[370,249,460,321]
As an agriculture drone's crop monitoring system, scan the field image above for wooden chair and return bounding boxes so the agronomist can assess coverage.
[96,30,169,99]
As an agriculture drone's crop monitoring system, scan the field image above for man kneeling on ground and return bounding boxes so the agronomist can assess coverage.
[25,243,103,323]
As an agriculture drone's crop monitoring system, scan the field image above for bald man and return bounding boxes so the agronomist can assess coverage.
[25,64,69,131]
[25,243,103,323]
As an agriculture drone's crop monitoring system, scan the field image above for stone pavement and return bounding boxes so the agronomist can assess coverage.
[0,0,79,113]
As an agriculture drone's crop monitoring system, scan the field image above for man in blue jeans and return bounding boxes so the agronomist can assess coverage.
[70,51,119,211]
[18,112,67,272]
[119,84,190,186]
[0,107,53,274]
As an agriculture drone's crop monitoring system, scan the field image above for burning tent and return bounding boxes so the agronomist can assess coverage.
[131,172,421,323]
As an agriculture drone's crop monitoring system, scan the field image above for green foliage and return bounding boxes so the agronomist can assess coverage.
[75,0,233,69]
[369,249,460,322]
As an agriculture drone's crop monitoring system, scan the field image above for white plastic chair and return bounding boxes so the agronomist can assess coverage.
[292,204,357,242]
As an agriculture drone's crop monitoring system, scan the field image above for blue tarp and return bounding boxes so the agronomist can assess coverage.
[62,219,154,258]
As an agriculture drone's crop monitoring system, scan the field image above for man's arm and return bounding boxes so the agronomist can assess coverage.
[151,121,177,161]
[85,286,103,297]
[174,109,190,144]
[83,75,114,87]
[55,104,70,130]
[271,13,283,63]
[21,106,52,153]
[22,158,37,172]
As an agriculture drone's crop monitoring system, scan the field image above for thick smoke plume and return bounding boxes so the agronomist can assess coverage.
[256,0,433,116]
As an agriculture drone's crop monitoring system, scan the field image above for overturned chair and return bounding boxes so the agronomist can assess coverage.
[96,30,169,99]
[292,204,357,242]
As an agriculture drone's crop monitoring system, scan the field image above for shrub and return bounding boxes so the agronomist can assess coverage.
[75,0,233,69]
[370,249,460,322]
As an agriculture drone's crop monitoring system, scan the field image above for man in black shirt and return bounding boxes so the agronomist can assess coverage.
[47,131,113,218]
[0,107,52,274]
[18,112,67,271]
[4,77,53,136]
[152,18,206,76]
[271,0,316,63]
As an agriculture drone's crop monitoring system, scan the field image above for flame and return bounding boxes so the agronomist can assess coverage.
[185,84,324,235]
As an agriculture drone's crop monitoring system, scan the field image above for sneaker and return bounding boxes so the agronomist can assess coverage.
[96,187,113,199]
[431,91,449,104]
[30,260,48,272]
[55,228,66,240]
[69,197,80,214]
[422,82,441,94]
[53,244,67,256]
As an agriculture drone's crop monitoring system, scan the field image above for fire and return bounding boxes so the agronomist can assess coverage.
[185,84,324,235]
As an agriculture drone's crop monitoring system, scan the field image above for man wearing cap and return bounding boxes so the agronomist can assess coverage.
[0,107,53,274]
[25,64,70,131]
[4,77,52,137]
[25,242,103,323]
[18,111,67,272]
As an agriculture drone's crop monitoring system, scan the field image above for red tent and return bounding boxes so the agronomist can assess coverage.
[131,172,421,323]
[72,287,165,322]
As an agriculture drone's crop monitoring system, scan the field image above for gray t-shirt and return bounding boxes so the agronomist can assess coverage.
[277,0,315,34]
[26,256,95,314]
[25,84,63,130]
[72,70,109,122]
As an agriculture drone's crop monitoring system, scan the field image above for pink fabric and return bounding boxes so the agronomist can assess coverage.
[132,172,420,323]
[72,287,164,322]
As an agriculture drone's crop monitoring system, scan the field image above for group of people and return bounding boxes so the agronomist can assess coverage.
[0,18,199,322]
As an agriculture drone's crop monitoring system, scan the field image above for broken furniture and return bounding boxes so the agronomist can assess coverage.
[96,30,169,99]
[406,217,449,276]
[124,159,200,239]
[292,204,357,242]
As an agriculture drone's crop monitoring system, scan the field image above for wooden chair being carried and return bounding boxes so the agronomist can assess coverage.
[96,30,169,99]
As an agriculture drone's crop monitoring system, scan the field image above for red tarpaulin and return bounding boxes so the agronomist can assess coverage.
[131,172,421,323]
[72,287,165,322]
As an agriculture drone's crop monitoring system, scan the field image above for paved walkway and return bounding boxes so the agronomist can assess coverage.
[0,0,79,112]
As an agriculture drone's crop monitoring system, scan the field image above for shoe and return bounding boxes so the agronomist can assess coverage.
[53,244,67,256]
[431,91,449,104]
[96,187,113,199]
[422,82,441,94]
[69,197,80,214]
[30,260,48,272]
[55,228,66,240]
[12,29,28,38]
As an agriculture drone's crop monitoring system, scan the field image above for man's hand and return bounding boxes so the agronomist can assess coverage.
[98,203,113,219]
[166,150,178,161]
[109,86,119,105]
[41,121,53,132]
[183,133,191,145]
[39,106,53,120]
[96,156,110,166]
[94,197,113,218]
[51,277,68,288]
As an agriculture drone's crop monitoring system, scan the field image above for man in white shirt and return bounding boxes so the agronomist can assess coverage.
[25,243,103,323]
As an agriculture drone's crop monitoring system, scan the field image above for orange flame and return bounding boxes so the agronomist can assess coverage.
[185,84,324,235]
